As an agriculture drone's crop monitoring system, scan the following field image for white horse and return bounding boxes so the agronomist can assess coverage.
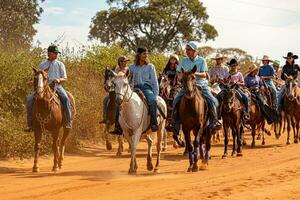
[111,71,167,174]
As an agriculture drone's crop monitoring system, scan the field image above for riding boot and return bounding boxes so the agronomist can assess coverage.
[208,109,222,133]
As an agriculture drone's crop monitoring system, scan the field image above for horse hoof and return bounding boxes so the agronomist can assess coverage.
[106,142,112,151]
[147,163,154,171]
[243,140,247,146]
[162,147,167,152]
[199,163,208,171]
[52,166,59,172]
[192,166,199,172]
[187,167,193,172]
[256,135,261,140]
[222,155,227,159]
[154,168,160,173]
[32,167,40,173]
[294,139,298,144]
[251,143,255,148]
[128,169,137,175]
[262,141,265,145]
[116,151,122,156]
[237,153,243,157]
[231,152,237,157]
[287,141,291,145]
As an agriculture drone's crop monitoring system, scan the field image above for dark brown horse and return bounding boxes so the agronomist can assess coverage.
[219,83,243,158]
[283,75,300,144]
[179,66,209,172]
[32,68,75,172]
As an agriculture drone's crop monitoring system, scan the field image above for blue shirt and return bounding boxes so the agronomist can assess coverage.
[39,60,67,83]
[208,65,229,82]
[245,75,262,89]
[129,63,159,97]
[258,65,274,77]
[176,55,208,87]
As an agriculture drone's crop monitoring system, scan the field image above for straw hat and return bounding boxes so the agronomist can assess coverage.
[212,53,227,60]
[260,55,273,62]
[247,63,259,74]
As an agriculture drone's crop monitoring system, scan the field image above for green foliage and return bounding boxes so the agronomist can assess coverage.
[89,0,218,52]
[0,0,44,50]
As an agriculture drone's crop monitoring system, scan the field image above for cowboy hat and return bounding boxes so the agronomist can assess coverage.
[212,53,227,60]
[283,52,298,59]
[260,55,273,62]
[272,60,280,68]
[118,55,130,63]
[227,58,238,66]
[247,63,259,74]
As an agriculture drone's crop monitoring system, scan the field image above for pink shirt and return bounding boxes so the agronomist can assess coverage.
[229,72,244,84]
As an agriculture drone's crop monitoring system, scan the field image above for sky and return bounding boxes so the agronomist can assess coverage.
[34,0,300,64]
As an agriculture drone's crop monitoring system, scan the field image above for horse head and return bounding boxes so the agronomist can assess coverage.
[111,70,133,105]
[181,65,197,99]
[284,74,298,101]
[221,82,236,113]
[33,68,49,99]
[159,73,172,99]
[104,67,116,92]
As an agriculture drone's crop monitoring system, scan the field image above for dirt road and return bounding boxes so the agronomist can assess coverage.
[1,131,300,200]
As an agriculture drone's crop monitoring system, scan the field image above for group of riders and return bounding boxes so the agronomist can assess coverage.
[25,42,300,141]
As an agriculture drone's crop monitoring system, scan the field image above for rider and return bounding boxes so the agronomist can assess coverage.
[277,52,300,112]
[101,55,129,129]
[272,60,284,90]
[209,54,229,84]
[258,55,277,108]
[111,47,159,134]
[25,45,72,131]
[168,41,222,137]
[161,54,179,86]
[226,58,250,120]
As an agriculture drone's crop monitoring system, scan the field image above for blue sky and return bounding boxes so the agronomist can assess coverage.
[34,0,300,64]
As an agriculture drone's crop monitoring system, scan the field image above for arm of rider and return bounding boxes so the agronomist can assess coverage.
[261,76,274,80]
[194,72,208,79]
[54,78,67,84]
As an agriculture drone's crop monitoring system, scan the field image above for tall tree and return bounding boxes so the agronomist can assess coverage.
[89,0,218,52]
[0,0,44,50]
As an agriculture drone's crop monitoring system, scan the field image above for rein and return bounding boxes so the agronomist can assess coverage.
[115,83,134,105]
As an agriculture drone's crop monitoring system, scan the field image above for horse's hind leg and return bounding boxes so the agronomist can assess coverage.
[146,135,154,171]
[292,118,298,143]
[58,127,70,169]
[116,135,124,156]
[237,125,243,156]
[154,121,165,172]
[33,130,42,172]
[52,129,60,172]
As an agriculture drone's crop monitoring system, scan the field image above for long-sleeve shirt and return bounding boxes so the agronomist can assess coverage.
[209,65,229,82]
[129,63,159,97]
[176,55,208,87]
[281,62,300,80]
[39,59,67,83]
[245,75,262,89]
[228,72,244,84]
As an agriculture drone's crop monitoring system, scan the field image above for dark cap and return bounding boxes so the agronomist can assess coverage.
[118,55,130,64]
[47,45,61,54]
[227,58,238,66]
[136,47,148,54]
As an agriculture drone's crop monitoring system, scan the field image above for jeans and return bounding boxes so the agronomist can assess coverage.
[265,80,277,107]
[135,84,158,127]
[235,87,250,113]
[26,84,72,127]
[102,95,110,120]
[277,85,286,111]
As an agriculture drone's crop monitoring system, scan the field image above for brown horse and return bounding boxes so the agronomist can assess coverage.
[283,75,300,144]
[32,68,75,172]
[179,66,209,172]
[219,83,243,158]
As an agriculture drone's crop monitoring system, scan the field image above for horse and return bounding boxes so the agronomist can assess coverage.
[219,83,243,158]
[179,66,210,172]
[31,68,75,172]
[101,68,124,155]
[111,71,167,174]
[282,75,300,144]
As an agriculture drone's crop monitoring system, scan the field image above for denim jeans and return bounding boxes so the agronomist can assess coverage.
[265,80,277,107]
[135,84,158,127]
[235,87,250,113]
[276,85,286,111]
[26,84,72,127]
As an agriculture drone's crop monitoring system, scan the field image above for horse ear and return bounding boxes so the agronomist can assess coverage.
[32,67,38,74]
[44,67,49,73]
[191,65,197,73]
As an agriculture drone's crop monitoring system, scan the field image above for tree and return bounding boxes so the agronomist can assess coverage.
[89,0,218,52]
[0,0,44,50]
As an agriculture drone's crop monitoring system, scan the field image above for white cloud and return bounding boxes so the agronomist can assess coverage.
[44,6,64,15]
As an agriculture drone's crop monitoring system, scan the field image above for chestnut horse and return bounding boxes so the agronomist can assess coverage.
[179,66,210,172]
[283,75,300,144]
[32,68,75,172]
[219,83,243,158]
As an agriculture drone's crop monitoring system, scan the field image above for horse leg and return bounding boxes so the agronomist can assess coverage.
[231,128,237,157]
[116,135,124,156]
[154,121,164,172]
[292,118,298,143]
[128,134,139,174]
[183,129,193,172]
[251,124,256,148]
[52,130,60,172]
[200,129,211,170]
[146,135,154,171]
[32,130,42,172]
[162,128,167,152]
[58,127,70,169]
[199,134,205,160]
[237,124,243,157]
[192,128,201,172]
[105,123,112,151]
[222,124,229,159]
[286,115,291,145]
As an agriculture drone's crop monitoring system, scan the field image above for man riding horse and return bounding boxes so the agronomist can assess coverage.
[277,52,300,112]
[168,41,222,140]
[25,45,72,131]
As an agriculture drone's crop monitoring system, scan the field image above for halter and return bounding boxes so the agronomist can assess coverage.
[115,82,134,106]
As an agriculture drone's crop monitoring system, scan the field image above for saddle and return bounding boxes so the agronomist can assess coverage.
[49,87,76,115]
[134,88,167,119]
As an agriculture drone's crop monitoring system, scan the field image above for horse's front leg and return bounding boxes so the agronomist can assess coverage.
[105,123,112,151]
[127,133,139,175]
[33,129,42,172]
[237,124,243,156]
[192,128,201,172]
[251,124,256,148]
[154,120,165,172]
[146,135,153,171]
[52,129,60,172]
[222,124,229,159]
[183,129,193,172]
[231,127,237,157]
[286,115,292,145]
[292,118,298,143]
[58,127,70,169]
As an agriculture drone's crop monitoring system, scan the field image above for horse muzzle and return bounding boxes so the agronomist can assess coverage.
[115,96,123,105]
